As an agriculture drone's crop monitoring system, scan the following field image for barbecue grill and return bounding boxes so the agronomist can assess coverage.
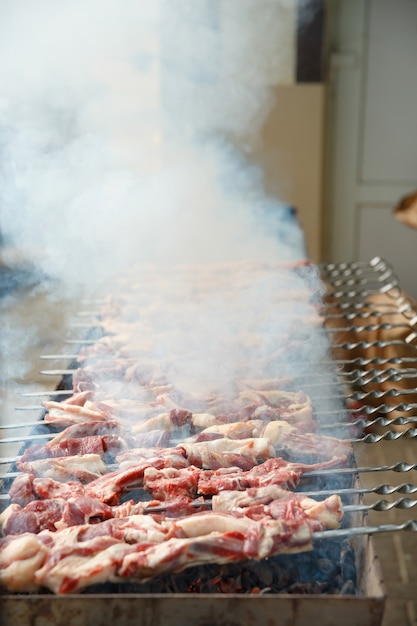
[1,256,416,626]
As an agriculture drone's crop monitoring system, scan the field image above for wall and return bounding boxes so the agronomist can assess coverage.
[254,84,325,264]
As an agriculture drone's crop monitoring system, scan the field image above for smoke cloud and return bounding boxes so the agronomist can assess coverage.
[0,1,345,440]
[0,0,306,294]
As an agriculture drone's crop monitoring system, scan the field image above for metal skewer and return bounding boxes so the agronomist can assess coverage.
[318,402,417,417]
[1,481,416,506]
[0,409,354,431]
[14,406,45,411]
[320,256,389,271]
[68,314,417,332]
[320,415,417,431]
[329,338,417,351]
[1,412,416,436]
[0,420,48,430]
[21,390,73,397]
[128,498,417,516]
[344,404,417,416]
[244,367,403,383]
[323,306,415,321]
[37,353,417,369]
[141,497,417,516]
[0,432,57,445]
[302,482,417,498]
[343,498,417,514]
[135,483,417,508]
[312,520,417,540]
[325,356,417,368]
[306,461,417,477]
[322,271,393,287]
[325,322,417,334]
[323,271,396,286]
[35,365,417,386]
[39,369,78,376]
[320,299,412,312]
[329,388,417,402]
[349,427,417,444]
[64,339,97,345]
[0,423,415,449]
[39,355,79,360]
[324,282,399,301]
[1,457,416,479]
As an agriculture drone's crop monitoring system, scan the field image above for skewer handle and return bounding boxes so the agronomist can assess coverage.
[343,497,417,513]
[351,427,417,443]
[313,520,417,540]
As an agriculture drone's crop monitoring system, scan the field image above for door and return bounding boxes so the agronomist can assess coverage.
[324,0,417,299]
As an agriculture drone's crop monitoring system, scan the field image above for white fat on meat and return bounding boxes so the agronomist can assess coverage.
[132,412,172,433]
[40,515,166,549]
[0,534,48,592]
[190,413,218,429]
[261,420,296,445]
[17,454,107,482]
[48,420,122,445]
[211,488,343,531]
[238,389,310,408]
[131,408,194,434]
[31,516,168,593]
[120,533,248,582]
[171,512,252,537]
[132,411,221,435]
[115,447,189,470]
[100,400,164,421]
[300,494,343,529]
[212,485,291,512]
[120,520,314,583]
[118,515,167,544]
[188,420,264,440]
[75,515,167,544]
[188,420,294,445]
[0,504,21,536]
[35,542,134,594]
[256,519,313,557]
[182,437,275,467]
[43,400,108,427]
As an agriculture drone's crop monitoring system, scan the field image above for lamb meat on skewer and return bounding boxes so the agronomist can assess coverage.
[0,497,115,535]
[8,451,337,510]
[0,491,342,594]
[16,454,107,483]
[142,457,330,500]
[188,419,353,466]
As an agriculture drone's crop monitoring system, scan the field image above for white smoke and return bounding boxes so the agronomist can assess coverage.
[0,1,343,433]
[0,0,306,294]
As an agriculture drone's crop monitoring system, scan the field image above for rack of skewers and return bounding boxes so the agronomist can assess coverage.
[0,257,416,626]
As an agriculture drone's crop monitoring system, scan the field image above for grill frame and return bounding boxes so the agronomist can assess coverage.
[0,496,387,626]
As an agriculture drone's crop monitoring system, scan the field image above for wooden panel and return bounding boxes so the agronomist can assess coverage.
[256,84,325,263]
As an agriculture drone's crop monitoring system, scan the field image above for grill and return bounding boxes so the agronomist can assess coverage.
[0,256,416,626]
